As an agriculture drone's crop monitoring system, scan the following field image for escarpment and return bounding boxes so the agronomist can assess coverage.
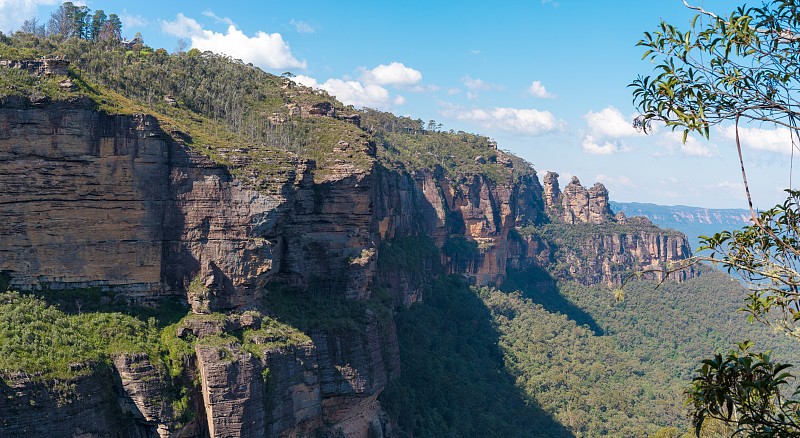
[1,89,696,436]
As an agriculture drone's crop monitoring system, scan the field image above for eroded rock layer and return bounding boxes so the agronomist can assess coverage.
[0,99,697,437]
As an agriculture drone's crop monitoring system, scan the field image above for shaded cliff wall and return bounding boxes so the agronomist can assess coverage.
[0,101,393,437]
[0,365,164,438]
[373,165,546,299]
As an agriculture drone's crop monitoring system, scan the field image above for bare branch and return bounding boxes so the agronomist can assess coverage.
[682,0,719,20]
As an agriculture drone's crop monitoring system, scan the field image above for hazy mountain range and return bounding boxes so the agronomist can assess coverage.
[610,201,752,252]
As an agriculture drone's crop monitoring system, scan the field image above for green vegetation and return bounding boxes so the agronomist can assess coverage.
[362,108,535,183]
[633,0,800,433]
[8,4,795,436]
[478,286,682,437]
[263,282,392,332]
[519,218,684,241]
[0,291,162,380]
[382,258,800,437]
[377,236,440,278]
[380,275,570,438]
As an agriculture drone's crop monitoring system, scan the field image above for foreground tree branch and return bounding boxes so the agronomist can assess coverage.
[633,1,800,435]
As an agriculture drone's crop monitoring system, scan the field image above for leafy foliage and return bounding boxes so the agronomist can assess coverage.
[700,190,800,337]
[688,342,800,437]
[0,291,162,380]
[363,109,533,183]
[633,2,800,434]
[380,275,570,438]
[631,1,800,139]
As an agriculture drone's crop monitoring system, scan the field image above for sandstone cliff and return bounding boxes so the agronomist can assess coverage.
[0,84,697,437]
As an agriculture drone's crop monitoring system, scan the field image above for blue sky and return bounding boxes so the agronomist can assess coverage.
[3,0,796,209]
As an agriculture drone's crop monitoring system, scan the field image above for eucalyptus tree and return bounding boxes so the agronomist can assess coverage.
[631,1,800,435]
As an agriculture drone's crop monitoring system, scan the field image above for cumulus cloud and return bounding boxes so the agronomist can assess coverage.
[596,173,636,188]
[119,10,148,28]
[462,76,503,91]
[585,106,642,138]
[361,62,422,87]
[290,18,315,33]
[660,131,717,157]
[0,0,60,33]
[719,125,795,155]
[527,80,556,99]
[445,106,562,136]
[161,13,306,70]
[320,79,394,109]
[292,75,399,110]
[292,75,318,88]
[582,135,624,155]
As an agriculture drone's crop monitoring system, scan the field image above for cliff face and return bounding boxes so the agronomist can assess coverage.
[516,172,697,286]
[0,98,696,437]
[542,172,614,224]
[0,99,391,437]
[373,167,544,297]
[0,100,378,311]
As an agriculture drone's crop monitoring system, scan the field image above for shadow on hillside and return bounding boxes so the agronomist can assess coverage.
[503,266,604,336]
[380,275,574,437]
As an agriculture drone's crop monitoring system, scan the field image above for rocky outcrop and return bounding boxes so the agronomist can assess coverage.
[113,353,173,438]
[0,100,377,310]
[195,343,266,437]
[543,171,560,207]
[0,58,70,77]
[172,312,398,438]
[373,164,546,292]
[0,97,697,437]
[543,173,613,225]
[510,217,697,286]
[0,365,164,437]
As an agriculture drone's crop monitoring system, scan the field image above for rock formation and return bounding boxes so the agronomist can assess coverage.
[0,94,697,436]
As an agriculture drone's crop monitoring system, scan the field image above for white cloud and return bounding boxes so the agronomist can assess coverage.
[292,75,318,88]
[585,106,641,138]
[292,75,397,110]
[161,13,306,70]
[527,80,556,99]
[201,10,234,26]
[319,79,394,109]
[719,125,795,155]
[161,13,202,36]
[289,18,315,33]
[446,106,562,136]
[119,10,148,28]
[0,0,60,33]
[582,135,624,155]
[660,131,717,157]
[462,76,503,91]
[361,62,422,87]
[596,173,636,188]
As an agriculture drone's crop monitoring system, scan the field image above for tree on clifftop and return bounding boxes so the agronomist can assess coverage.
[632,1,800,435]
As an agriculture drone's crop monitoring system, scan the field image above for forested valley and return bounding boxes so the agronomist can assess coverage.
[2,3,800,437]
